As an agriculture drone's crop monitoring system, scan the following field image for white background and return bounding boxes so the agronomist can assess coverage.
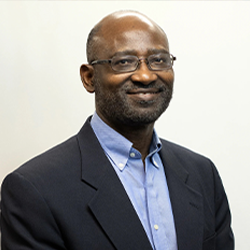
[0,1,249,249]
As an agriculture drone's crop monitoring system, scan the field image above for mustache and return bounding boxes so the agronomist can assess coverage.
[123,82,170,92]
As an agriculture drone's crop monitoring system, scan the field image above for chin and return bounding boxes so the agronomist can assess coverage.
[117,104,169,126]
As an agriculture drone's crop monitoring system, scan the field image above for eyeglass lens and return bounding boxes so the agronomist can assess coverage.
[111,53,172,72]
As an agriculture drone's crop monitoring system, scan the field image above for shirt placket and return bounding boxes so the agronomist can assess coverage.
[145,158,168,250]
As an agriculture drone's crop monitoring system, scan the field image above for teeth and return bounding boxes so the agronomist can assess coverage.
[138,92,155,95]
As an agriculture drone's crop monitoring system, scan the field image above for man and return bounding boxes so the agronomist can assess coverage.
[0,10,234,250]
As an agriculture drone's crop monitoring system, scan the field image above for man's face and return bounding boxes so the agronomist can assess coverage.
[92,15,174,128]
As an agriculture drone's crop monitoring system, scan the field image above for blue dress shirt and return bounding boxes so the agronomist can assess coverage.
[91,113,177,250]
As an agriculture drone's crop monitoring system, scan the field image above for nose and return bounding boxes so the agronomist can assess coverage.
[130,59,157,85]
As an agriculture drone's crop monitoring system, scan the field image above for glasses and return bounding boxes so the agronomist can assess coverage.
[90,53,176,73]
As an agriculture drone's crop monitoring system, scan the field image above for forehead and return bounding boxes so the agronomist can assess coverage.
[96,15,169,58]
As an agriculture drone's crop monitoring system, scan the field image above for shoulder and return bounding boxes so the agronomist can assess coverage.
[8,117,95,182]
[5,135,79,185]
[160,138,219,185]
[160,138,211,164]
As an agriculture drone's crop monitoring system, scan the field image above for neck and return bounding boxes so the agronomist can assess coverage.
[109,122,155,162]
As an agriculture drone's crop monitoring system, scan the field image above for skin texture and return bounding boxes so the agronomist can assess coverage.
[80,11,174,161]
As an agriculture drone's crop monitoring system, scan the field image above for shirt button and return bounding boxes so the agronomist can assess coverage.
[118,163,124,169]
[154,224,159,230]
[130,152,136,158]
[153,160,158,167]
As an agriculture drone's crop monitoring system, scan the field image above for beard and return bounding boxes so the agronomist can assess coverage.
[93,76,173,127]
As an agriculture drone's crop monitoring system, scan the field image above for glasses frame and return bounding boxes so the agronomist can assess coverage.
[90,53,176,73]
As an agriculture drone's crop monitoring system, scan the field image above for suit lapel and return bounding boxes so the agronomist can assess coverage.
[160,142,204,250]
[77,118,204,250]
[77,119,152,250]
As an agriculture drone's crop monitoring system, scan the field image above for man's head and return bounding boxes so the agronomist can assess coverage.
[80,10,175,129]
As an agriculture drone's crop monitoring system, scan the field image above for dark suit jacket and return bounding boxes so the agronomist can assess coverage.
[1,117,234,250]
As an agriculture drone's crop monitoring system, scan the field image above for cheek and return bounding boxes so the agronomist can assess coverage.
[98,73,130,91]
[158,70,174,86]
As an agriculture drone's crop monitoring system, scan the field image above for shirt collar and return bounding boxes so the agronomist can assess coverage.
[90,112,162,171]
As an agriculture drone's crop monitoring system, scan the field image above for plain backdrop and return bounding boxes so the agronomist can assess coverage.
[0,1,249,249]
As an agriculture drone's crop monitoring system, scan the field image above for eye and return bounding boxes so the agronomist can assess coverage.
[151,55,167,64]
[114,58,134,66]
[118,59,129,65]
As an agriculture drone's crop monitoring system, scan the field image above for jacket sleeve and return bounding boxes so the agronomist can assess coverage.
[0,171,66,250]
[210,161,234,250]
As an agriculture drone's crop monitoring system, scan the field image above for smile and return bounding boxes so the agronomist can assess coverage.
[127,87,162,94]
[127,88,162,102]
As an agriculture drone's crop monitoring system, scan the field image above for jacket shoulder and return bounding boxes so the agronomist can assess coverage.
[9,135,79,182]
[160,139,211,164]
[10,118,95,181]
[159,138,219,190]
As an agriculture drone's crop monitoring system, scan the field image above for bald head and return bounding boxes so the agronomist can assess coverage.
[81,10,174,130]
[86,10,169,63]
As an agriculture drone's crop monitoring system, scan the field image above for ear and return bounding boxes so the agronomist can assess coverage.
[80,64,95,93]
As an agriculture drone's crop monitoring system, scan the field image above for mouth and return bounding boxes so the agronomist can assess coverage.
[126,88,163,102]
